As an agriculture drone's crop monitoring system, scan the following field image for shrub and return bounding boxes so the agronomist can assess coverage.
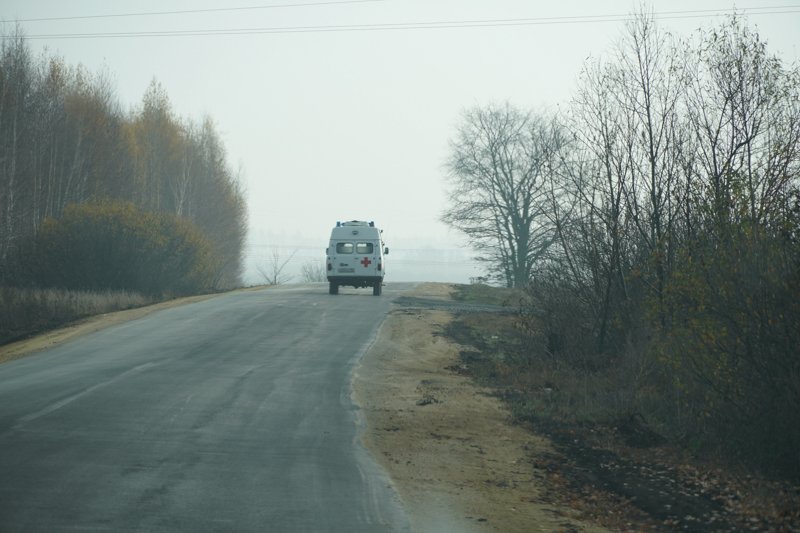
[659,226,800,478]
[25,200,215,296]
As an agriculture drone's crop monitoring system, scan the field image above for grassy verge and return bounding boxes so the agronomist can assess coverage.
[0,286,154,346]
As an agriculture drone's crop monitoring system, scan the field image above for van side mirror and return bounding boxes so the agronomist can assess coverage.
[384,247,389,255]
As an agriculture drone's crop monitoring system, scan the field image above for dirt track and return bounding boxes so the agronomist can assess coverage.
[353,283,607,532]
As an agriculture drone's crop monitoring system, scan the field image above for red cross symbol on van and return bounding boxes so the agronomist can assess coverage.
[360,257,372,268]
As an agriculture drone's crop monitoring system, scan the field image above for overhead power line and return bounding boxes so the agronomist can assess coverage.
[11,0,386,23]
[17,5,800,40]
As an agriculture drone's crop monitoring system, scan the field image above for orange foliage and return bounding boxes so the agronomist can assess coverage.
[28,200,215,296]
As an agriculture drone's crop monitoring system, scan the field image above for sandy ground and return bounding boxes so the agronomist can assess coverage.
[352,283,608,533]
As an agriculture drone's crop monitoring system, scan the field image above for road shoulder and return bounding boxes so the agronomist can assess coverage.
[352,283,608,532]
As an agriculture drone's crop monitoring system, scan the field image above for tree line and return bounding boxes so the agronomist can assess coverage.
[443,13,800,478]
[0,28,247,294]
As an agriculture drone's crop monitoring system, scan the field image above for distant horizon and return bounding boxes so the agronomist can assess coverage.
[243,232,482,285]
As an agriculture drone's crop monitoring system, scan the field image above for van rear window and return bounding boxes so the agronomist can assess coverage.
[356,242,374,254]
[336,242,354,254]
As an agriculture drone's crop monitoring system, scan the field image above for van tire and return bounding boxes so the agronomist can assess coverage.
[329,282,339,295]
[372,282,382,296]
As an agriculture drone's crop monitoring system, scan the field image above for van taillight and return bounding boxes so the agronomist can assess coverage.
[327,263,332,271]
[377,262,382,271]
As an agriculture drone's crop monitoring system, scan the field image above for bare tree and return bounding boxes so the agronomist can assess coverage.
[612,11,687,320]
[300,261,327,283]
[552,58,638,354]
[551,10,687,329]
[256,249,297,285]
[684,15,800,232]
[442,103,567,288]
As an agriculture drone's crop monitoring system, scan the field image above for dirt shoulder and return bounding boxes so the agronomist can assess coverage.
[353,283,609,532]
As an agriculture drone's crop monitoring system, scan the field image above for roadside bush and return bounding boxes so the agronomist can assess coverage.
[509,222,800,480]
[659,226,800,478]
[24,201,215,296]
[463,217,800,481]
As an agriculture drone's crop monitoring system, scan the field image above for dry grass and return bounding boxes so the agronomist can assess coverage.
[0,286,153,346]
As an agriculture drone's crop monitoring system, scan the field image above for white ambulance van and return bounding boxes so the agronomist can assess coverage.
[326,220,388,295]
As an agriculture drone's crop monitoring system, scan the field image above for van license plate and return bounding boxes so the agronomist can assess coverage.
[338,268,355,273]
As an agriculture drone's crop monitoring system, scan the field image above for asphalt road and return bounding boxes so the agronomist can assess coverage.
[0,284,413,532]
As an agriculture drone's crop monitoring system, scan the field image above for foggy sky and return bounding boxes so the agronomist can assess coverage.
[2,0,798,284]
